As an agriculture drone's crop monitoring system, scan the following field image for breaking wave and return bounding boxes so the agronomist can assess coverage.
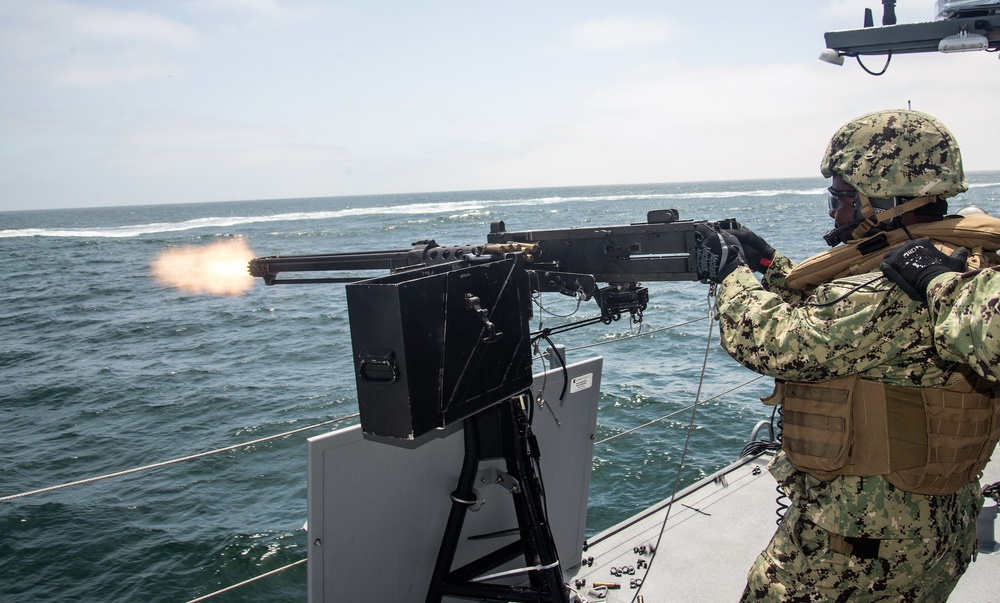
[0,185,828,239]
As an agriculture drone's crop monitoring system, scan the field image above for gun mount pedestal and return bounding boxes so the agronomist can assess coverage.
[426,396,569,603]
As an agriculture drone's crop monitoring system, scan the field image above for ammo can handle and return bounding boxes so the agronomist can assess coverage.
[358,350,400,383]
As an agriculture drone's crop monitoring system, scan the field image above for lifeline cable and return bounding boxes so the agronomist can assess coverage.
[185,558,307,603]
[563,316,708,352]
[0,413,360,502]
[630,285,720,603]
[595,374,764,447]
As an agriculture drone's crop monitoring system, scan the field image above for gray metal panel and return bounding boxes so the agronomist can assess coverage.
[824,15,1000,55]
[307,355,603,603]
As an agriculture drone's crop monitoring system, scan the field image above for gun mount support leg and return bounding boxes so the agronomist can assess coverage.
[425,398,569,603]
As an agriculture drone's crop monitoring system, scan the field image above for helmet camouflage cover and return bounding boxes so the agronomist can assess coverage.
[820,109,968,199]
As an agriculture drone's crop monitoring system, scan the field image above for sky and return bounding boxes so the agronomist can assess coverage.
[1,0,998,211]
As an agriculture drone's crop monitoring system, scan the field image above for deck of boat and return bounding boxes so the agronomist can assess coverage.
[310,352,999,602]
[567,452,1000,602]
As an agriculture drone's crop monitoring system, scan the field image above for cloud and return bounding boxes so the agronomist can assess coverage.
[475,50,1000,188]
[549,16,675,54]
[69,6,198,46]
[191,0,289,16]
[0,0,198,86]
[3,1,997,210]
[475,60,828,185]
[81,114,361,204]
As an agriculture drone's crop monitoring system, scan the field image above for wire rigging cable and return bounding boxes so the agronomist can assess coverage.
[185,558,307,603]
[564,316,708,353]
[629,286,722,603]
[595,374,765,447]
[0,413,360,502]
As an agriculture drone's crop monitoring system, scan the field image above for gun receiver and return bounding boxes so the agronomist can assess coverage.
[486,210,739,284]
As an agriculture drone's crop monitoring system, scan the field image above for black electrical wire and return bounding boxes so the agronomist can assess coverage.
[856,52,892,76]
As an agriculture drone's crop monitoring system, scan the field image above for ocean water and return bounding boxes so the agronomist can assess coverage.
[2,174,998,602]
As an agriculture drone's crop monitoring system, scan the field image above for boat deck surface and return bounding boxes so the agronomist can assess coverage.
[566,452,1000,603]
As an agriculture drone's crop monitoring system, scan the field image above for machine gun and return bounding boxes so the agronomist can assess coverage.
[249,209,737,603]
[249,209,738,326]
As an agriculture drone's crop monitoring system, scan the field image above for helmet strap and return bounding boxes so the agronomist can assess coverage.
[848,193,938,241]
[823,221,861,246]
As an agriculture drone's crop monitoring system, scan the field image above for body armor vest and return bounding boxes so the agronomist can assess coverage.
[764,372,1000,496]
[771,216,1000,495]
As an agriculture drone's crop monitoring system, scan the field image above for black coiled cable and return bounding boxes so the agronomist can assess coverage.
[772,404,790,525]
[734,402,789,526]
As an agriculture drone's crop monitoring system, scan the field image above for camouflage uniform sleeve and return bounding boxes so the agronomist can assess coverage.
[926,267,1000,382]
[716,266,948,385]
[759,251,803,304]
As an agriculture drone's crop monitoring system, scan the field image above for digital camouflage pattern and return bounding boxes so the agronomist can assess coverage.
[820,110,968,200]
[717,255,984,600]
[741,455,980,603]
[718,255,956,387]
[926,267,1000,383]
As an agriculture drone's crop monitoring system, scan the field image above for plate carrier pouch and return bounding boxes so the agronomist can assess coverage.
[764,371,1000,496]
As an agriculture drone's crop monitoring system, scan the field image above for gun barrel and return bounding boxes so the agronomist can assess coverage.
[248,240,497,285]
[249,250,416,277]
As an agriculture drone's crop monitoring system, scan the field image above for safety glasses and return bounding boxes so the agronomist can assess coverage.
[827,186,856,212]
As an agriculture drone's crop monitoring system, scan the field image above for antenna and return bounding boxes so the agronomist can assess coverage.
[882,0,897,26]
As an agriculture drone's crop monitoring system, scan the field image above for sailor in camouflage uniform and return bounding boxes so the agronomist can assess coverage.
[694,109,1000,602]
[882,238,1000,384]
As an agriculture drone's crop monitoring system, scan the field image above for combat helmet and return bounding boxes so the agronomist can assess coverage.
[820,109,968,243]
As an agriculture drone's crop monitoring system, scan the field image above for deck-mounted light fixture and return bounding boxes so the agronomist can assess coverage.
[939,28,990,52]
[819,48,845,65]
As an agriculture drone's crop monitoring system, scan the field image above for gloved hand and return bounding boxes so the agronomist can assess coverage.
[695,225,746,284]
[725,227,775,273]
[880,239,968,302]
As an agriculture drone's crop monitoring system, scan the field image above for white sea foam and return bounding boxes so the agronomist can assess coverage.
[0,185,900,239]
